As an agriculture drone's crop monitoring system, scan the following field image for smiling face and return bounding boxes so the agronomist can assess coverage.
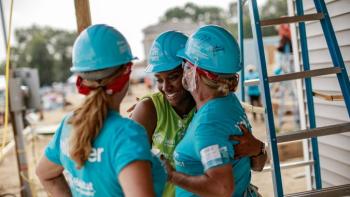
[154,66,192,107]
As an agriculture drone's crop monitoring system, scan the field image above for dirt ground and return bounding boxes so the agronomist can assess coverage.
[0,83,307,197]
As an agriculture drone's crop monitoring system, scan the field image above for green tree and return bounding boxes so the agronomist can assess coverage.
[10,25,76,85]
[160,1,288,38]
[161,3,232,29]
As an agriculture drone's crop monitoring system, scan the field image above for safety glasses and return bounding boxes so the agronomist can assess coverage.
[182,61,220,81]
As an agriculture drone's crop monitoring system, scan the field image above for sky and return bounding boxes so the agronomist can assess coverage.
[0,0,266,62]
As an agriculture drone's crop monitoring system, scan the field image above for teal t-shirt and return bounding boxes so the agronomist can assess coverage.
[174,93,252,197]
[245,71,260,96]
[45,111,166,197]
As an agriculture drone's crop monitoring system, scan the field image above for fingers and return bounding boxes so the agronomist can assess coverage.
[229,135,241,142]
[233,151,243,160]
[126,104,136,112]
[126,97,140,112]
[239,124,249,134]
[234,155,241,160]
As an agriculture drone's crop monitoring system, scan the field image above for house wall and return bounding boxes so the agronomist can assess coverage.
[299,0,350,187]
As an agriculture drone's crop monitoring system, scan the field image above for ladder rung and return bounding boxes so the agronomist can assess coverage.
[262,160,313,172]
[244,67,341,86]
[269,67,341,83]
[313,90,344,101]
[285,184,350,197]
[276,122,350,143]
[260,13,324,27]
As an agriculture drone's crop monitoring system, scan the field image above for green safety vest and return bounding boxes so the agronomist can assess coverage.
[148,92,195,197]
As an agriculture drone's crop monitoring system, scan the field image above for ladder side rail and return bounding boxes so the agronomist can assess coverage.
[288,0,312,190]
[313,0,350,116]
[238,0,245,102]
[248,0,283,196]
[295,0,322,189]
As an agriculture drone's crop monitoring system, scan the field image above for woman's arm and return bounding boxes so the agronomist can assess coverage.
[119,160,155,197]
[131,98,157,143]
[229,124,267,171]
[36,156,72,197]
[164,160,233,197]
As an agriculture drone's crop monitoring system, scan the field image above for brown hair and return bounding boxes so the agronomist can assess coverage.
[68,66,126,169]
[199,74,239,95]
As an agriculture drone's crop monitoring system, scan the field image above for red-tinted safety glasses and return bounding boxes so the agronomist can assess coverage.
[76,63,132,95]
[182,60,238,91]
[182,61,220,81]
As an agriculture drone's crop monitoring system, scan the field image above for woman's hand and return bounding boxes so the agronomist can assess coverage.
[229,124,267,171]
[160,155,175,182]
[229,124,262,159]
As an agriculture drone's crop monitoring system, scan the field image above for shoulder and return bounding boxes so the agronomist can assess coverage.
[106,114,149,140]
[132,97,157,123]
[124,118,148,135]
[197,97,232,120]
[55,112,74,135]
[135,97,156,114]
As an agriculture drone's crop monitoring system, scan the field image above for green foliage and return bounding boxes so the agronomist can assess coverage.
[9,25,76,85]
[161,3,229,26]
[161,1,288,38]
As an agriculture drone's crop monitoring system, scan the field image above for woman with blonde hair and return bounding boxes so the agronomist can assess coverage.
[36,24,166,197]
[165,25,262,197]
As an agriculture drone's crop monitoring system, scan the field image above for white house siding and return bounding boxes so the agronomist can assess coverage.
[299,0,350,187]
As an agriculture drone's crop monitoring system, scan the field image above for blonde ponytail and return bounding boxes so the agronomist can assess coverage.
[68,67,125,168]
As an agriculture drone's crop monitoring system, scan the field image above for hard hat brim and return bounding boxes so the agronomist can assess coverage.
[176,49,192,64]
[145,61,182,73]
[71,56,138,73]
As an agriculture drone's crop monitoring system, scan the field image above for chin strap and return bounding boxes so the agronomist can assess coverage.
[76,64,132,96]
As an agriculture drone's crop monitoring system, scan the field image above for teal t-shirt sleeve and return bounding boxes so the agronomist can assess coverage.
[194,123,234,171]
[44,115,69,165]
[113,121,152,176]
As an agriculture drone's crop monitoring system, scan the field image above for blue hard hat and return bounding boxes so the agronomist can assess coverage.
[71,24,137,73]
[177,25,241,74]
[146,31,188,73]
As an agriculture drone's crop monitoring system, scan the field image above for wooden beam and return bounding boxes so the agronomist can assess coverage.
[313,90,343,101]
[74,0,92,34]
[276,122,350,143]
[260,13,324,27]
[241,102,265,114]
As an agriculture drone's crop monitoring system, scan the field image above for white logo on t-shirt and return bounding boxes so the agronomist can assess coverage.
[60,138,104,163]
[65,170,95,196]
[88,148,104,163]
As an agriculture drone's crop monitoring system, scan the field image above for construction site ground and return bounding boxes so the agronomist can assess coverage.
[0,83,307,197]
